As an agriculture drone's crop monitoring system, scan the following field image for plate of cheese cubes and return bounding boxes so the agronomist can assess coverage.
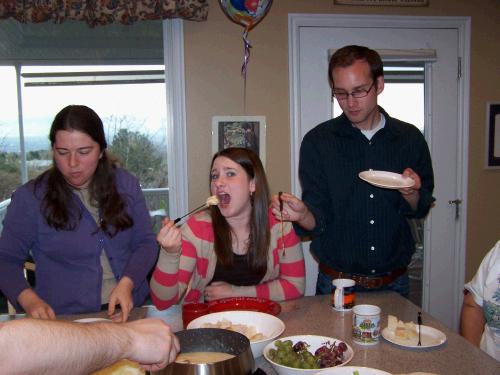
[381,314,447,349]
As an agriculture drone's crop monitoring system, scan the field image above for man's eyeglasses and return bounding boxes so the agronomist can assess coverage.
[332,81,375,101]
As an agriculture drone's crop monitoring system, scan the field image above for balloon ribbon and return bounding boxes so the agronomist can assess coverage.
[241,28,252,113]
[241,28,252,78]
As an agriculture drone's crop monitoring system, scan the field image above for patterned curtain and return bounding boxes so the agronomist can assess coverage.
[0,0,208,27]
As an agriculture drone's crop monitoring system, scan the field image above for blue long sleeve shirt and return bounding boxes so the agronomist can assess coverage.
[0,168,158,314]
[296,107,435,276]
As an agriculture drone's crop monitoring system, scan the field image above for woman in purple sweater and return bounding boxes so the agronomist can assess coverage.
[0,105,157,321]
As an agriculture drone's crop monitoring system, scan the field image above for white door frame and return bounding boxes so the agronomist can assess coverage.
[163,19,188,219]
[288,14,470,328]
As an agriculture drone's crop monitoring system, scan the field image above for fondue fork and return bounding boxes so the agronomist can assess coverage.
[174,195,219,224]
[278,192,285,256]
[417,311,422,346]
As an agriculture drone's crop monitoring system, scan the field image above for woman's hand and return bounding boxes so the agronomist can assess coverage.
[18,288,56,320]
[156,218,182,254]
[108,276,134,322]
[204,281,234,301]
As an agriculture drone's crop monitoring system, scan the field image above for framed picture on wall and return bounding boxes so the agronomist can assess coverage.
[212,116,266,166]
[334,0,428,6]
[486,102,500,169]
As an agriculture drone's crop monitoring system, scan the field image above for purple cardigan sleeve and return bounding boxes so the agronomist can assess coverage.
[0,184,38,306]
[116,170,158,290]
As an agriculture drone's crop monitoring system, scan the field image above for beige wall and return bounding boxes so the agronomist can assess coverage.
[183,0,500,279]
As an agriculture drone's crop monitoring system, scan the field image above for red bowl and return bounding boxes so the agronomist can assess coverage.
[208,297,281,316]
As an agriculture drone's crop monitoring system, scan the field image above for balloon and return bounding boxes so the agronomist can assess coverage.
[219,0,273,110]
[219,0,273,31]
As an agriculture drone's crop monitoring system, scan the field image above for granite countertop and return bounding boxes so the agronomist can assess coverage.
[254,292,499,375]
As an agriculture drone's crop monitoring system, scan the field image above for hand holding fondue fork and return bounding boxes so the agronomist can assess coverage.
[158,196,219,253]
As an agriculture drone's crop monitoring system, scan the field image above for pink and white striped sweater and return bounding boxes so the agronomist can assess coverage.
[150,208,305,310]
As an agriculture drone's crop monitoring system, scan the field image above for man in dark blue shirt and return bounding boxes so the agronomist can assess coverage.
[272,45,434,297]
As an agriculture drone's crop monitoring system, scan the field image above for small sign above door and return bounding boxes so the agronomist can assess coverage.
[334,0,428,6]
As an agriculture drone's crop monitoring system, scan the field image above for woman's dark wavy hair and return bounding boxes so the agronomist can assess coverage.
[209,147,270,275]
[34,105,132,236]
[328,45,384,89]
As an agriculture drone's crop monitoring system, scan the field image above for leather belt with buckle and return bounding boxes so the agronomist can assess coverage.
[319,263,407,289]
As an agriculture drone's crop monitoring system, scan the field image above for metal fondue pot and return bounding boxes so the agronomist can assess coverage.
[152,328,255,375]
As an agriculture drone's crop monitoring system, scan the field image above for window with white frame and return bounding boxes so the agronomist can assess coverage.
[0,19,188,313]
[1,65,169,209]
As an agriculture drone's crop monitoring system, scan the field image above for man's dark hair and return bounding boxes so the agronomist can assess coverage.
[328,45,384,88]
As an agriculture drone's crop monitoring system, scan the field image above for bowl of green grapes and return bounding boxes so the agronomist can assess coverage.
[263,335,354,375]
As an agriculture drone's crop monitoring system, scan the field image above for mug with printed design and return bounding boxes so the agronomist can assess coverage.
[352,304,381,345]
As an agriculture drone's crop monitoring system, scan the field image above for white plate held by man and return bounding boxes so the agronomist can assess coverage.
[358,170,415,189]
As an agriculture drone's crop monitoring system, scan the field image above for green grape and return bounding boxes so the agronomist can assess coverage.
[283,340,293,347]
[277,349,287,360]
[302,362,313,369]
[306,355,316,365]
[268,348,277,359]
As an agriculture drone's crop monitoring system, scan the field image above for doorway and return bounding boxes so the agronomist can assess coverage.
[289,14,470,329]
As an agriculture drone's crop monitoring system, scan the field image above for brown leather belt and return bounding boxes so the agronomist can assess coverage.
[319,263,407,289]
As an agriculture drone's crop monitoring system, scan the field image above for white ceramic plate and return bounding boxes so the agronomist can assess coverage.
[314,366,391,375]
[74,317,112,323]
[381,325,447,348]
[358,170,415,189]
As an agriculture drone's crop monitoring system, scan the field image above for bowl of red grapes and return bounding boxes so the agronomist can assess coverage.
[263,335,354,375]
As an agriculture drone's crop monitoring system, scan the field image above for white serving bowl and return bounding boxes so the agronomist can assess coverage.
[187,310,285,358]
[314,366,391,375]
[263,335,354,375]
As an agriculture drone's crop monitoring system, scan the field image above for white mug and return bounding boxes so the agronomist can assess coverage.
[331,278,356,311]
[352,304,381,345]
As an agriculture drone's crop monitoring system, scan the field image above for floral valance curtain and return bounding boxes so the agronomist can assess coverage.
[0,0,208,27]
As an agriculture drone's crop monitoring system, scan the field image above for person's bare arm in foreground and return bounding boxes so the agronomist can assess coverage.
[0,317,179,375]
[460,291,485,347]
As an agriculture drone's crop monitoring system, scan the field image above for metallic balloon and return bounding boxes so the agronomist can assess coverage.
[219,0,273,32]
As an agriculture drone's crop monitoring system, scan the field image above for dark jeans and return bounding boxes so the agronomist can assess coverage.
[316,270,410,298]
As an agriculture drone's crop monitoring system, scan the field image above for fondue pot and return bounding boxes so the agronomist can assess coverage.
[152,328,255,375]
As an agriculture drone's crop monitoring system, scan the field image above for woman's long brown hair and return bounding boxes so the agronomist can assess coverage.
[34,105,132,236]
[209,147,270,275]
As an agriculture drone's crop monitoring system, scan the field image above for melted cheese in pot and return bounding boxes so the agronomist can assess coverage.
[175,351,235,364]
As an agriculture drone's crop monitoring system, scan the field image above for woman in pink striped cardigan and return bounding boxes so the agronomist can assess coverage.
[150,148,305,309]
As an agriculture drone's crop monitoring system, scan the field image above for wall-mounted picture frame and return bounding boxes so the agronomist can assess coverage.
[486,102,500,169]
[334,0,428,6]
[212,116,266,166]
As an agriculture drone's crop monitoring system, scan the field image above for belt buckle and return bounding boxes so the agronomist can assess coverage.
[363,276,383,289]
